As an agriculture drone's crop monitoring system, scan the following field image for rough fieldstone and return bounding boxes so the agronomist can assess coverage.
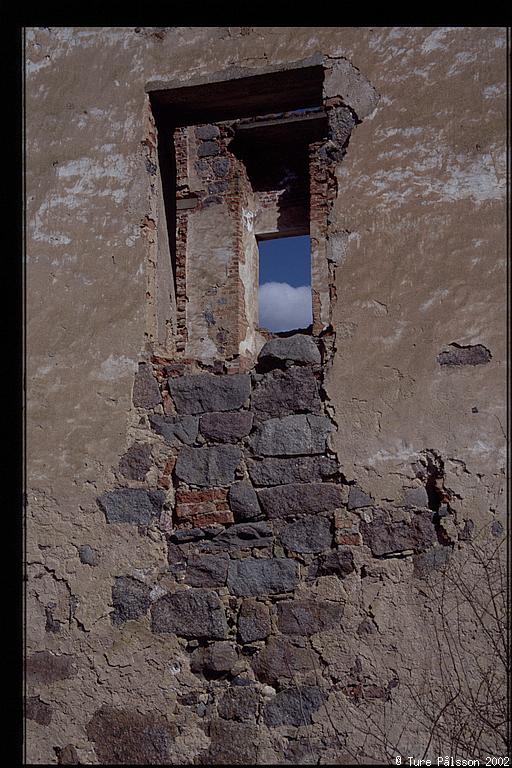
[228,480,263,522]
[132,362,162,409]
[185,553,229,587]
[207,521,273,550]
[251,637,316,684]
[247,455,340,487]
[55,744,80,764]
[257,334,320,368]
[238,599,271,643]
[360,510,436,557]
[404,486,430,508]
[280,517,332,553]
[78,544,99,566]
[169,373,251,414]
[437,344,492,367]
[249,414,332,457]
[258,483,344,519]
[175,445,242,487]
[277,599,343,635]
[413,546,451,578]
[196,124,220,140]
[227,558,299,596]
[310,546,355,579]
[86,706,172,765]
[199,411,253,443]
[212,156,230,177]
[119,443,152,481]
[348,486,373,509]
[200,719,259,765]
[151,589,228,639]
[26,651,77,684]
[197,140,220,157]
[25,696,52,725]
[263,685,327,727]
[111,576,152,625]
[97,488,165,524]
[217,686,260,721]
[190,642,238,677]
[251,367,321,420]
[149,414,199,446]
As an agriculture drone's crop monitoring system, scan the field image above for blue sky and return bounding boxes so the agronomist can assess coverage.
[258,235,312,332]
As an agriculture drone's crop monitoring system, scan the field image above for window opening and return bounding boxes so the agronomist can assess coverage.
[258,235,312,333]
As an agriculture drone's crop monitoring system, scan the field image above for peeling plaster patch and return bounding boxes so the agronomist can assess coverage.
[419,289,449,312]
[95,355,138,381]
[483,84,506,98]
[57,155,132,182]
[367,445,419,466]
[380,321,407,346]
[243,210,255,232]
[447,51,478,77]
[420,28,454,54]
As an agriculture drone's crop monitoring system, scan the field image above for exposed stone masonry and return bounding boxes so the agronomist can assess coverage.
[89,332,454,762]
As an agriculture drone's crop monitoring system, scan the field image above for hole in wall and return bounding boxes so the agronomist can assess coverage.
[257,234,312,333]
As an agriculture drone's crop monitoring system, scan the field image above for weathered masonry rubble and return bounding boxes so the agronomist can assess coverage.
[87,333,454,763]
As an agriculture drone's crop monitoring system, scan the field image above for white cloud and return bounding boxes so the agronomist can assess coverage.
[259,282,312,332]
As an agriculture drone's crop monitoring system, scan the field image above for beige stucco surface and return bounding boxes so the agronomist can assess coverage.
[25,27,507,764]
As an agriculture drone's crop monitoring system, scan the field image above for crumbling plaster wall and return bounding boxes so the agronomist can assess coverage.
[26,26,507,765]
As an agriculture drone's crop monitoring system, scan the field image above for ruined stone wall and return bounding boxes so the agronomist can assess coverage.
[26,27,507,764]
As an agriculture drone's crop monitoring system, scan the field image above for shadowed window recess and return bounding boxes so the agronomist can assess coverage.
[258,235,312,333]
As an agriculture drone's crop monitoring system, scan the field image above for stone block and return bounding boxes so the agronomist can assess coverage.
[279,516,332,553]
[132,362,161,409]
[86,706,172,765]
[196,124,220,140]
[257,483,344,519]
[249,414,332,457]
[251,637,315,685]
[112,576,151,625]
[227,557,299,596]
[310,547,355,579]
[175,445,242,487]
[207,521,273,551]
[197,140,220,157]
[169,373,251,414]
[151,589,228,639]
[437,343,492,367]
[217,686,260,721]
[26,651,77,684]
[347,486,373,509]
[413,546,451,579]
[360,510,436,557]
[199,411,253,443]
[251,367,321,420]
[119,443,152,481]
[190,641,238,676]
[277,599,343,635]
[238,599,271,643]
[263,685,327,727]
[149,414,199,446]
[97,488,164,525]
[257,334,320,368]
[25,696,52,725]
[248,455,340,487]
[184,553,229,587]
[404,486,430,509]
[199,719,259,765]
[78,544,99,566]
[228,480,263,522]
